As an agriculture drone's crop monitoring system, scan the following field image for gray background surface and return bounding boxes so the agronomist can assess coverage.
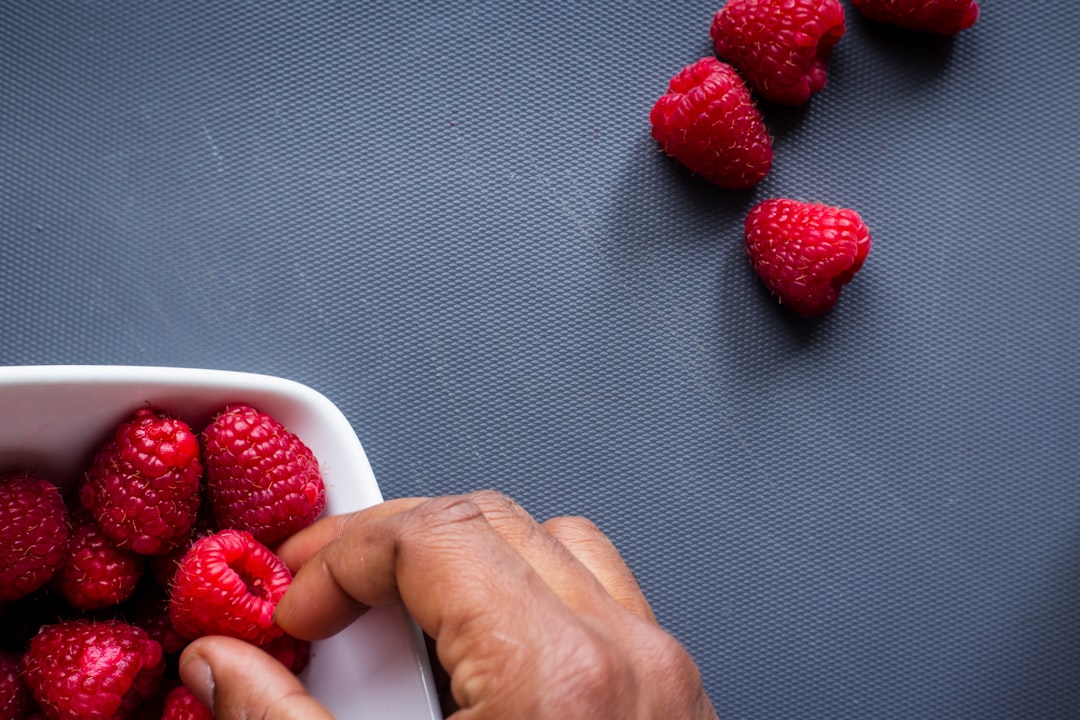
[2,1,1078,717]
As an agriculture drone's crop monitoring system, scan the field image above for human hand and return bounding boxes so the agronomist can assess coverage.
[178,490,718,719]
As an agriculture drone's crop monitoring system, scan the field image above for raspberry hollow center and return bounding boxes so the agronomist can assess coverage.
[236,566,272,602]
[221,540,287,606]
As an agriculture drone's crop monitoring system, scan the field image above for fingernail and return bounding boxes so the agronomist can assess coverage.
[179,650,216,713]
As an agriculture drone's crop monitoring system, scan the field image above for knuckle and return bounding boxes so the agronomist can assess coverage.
[543,514,602,537]
[542,515,609,550]
[562,514,601,533]
[464,490,547,543]
[551,627,631,711]
[652,632,699,678]
[409,494,488,528]
[638,630,712,716]
[393,495,492,561]
[465,489,527,520]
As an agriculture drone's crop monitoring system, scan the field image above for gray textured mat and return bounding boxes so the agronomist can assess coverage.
[2,2,1079,717]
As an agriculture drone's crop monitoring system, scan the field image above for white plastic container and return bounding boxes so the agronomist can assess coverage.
[0,365,442,720]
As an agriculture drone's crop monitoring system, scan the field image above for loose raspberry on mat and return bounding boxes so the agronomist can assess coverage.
[0,472,70,601]
[650,57,773,189]
[20,619,164,720]
[711,0,847,105]
[51,508,144,611]
[851,0,979,34]
[744,198,872,317]
[80,407,203,556]
[202,404,326,547]
[168,529,292,646]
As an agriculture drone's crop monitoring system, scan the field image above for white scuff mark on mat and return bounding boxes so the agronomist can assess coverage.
[200,120,223,172]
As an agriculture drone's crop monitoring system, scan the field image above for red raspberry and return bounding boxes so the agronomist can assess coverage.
[52,508,144,611]
[0,473,69,601]
[130,677,181,720]
[160,686,212,720]
[649,57,773,190]
[127,583,188,656]
[711,0,847,106]
[80,408,203,556]
[260,632,312,675]
[202,405,326,547]
[851,0,979,35]
[1,649,35,720]
[168,529,291,645]
[20,619,164,720]
[147,497,217,590]
[744,198,871,316]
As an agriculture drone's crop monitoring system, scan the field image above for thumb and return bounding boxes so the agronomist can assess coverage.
[179,636,333,720]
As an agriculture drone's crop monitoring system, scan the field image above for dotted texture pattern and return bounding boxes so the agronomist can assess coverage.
[2,2,1079,718]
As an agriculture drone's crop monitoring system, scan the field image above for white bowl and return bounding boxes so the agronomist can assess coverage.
[0,365,442,720]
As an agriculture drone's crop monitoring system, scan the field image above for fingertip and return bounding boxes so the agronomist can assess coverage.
[178,643,215,712]
[274,554,372,641]
[179,636,333,720]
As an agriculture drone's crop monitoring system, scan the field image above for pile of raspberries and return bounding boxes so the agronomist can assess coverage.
[1,404,325,719]
[651,0,979,316]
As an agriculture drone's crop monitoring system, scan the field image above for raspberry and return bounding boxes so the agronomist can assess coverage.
[146,497,216,590]
[1,649,35,720]
[52,508,144,611]
[80,408,203,556]
[126,583,187,656]
[168,529,291,645]
[20,619,164,720]
[711,0,847,106]
[202,405,326,547]
[744,198,871,316]
[0,473,70,601]
[160,686,213,720]
[851,0,979,34]
[650,57,773,189]
[260,632,312,675]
